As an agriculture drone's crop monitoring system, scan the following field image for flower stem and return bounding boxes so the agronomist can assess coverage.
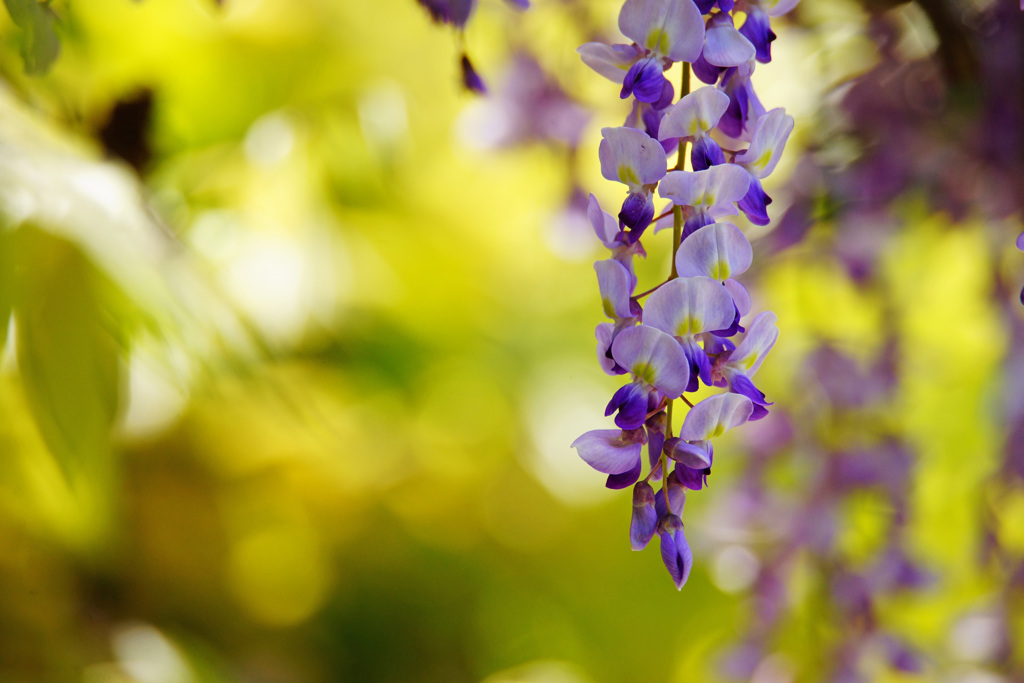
[670,63,691,281]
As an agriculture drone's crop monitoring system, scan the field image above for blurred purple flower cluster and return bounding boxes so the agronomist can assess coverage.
[415,0,530,93]
[570,0,796,590]
[771,2,1024,300]
[714,336,933,680]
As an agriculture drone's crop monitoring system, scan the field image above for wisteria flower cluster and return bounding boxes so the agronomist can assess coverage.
[571,0,795,589]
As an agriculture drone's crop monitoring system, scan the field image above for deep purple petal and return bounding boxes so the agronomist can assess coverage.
[658,517,693,589]
[606,382,649,430]
[646,410,667,471]
[738,174,772,225]
[621,58,669,103]
[606,457,643,488]
[674,461,708,490]
[619,192,655,234]
[692,52,724,85]
[630,481,658,549]
[691,136,726,170]
[730,373,772,420]
[738,7,776,63]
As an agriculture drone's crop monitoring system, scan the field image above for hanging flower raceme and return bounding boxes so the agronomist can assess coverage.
[572,0,794,590]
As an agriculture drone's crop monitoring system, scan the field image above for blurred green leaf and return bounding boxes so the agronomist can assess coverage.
[12,228,120,476]
[0,230,11,353]
[3,0,61,75]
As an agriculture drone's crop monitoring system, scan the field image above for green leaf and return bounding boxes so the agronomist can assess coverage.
[11,228,121,476]
[0,230,11,353]
[2,0,61,75]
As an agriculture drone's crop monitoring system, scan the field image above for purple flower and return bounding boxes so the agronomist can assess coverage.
[739,7,776,63]
[643,276,737,389]
[658,514,693,589]
[572,427,647,490]
[600,126,668,233]
[717,311,778,418]
[631,481,659,549]
[604,324,690,429]
[674,221,753,281]
[658,164,751,236]
[701,12,755,68]
[618,0,705,64]
[658,86,731,170]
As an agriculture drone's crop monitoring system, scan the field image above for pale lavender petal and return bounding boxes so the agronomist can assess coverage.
[727,310,778,376]
[658,165,749,214]
[618,0,705,63]
[705,164,752,215]
[588,194,621,247]
[658,86,730,141]
[724,278,750,316]
[642,276,736,337]
[734,108,794,178]
[600,126,667,191]
[595,259,635,320]
[674,221,752,280]
[702,13,755,67]
[658,169,707,208]
[610,324,690,397]
[596,322,622,375]
[1016,231,1024,251]
[571,429,643,474]
[665,436,712,469]
[679,392,753,441]
[577,42,641,83]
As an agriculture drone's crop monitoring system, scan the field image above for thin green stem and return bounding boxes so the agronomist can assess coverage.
[669,63,691,281]
[662,398,674,507]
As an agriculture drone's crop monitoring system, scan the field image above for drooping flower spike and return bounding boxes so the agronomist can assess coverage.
[573,0,789,590]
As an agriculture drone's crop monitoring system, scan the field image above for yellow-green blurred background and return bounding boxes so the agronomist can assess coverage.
[0,0,1022,681]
